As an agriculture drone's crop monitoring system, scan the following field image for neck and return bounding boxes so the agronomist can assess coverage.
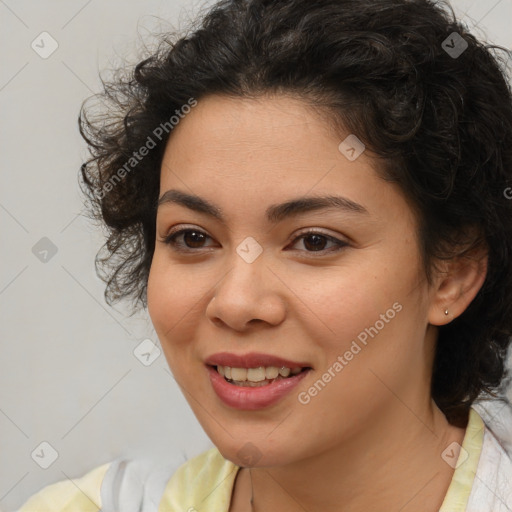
[244,400,466,512]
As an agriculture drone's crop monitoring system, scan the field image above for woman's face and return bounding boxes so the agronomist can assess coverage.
[147,93,439,466]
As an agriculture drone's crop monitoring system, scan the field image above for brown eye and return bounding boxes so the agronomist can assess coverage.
[163,228,214,251]
[181,230,208,248]
[289,230,348,254]
[302,234,329,251]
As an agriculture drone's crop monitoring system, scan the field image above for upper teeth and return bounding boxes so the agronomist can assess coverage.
[217,366,303,382]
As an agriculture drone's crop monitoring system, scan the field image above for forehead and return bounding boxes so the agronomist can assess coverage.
[163,94,343,166]
[158,94,406,223]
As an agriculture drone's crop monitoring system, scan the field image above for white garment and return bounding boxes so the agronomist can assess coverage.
[468,400,512,511]
[99,457,181,512]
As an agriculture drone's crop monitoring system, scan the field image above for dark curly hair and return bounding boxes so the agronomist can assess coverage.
[79,0,512,427]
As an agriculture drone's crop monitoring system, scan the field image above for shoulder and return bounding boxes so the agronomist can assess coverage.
[17,457,179,512]
[15,449,234,512]
[17,462,110,512]
[158,447,240,511]
[467,402,512,511]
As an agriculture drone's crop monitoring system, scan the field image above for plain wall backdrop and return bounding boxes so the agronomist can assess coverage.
[1,0,511,510]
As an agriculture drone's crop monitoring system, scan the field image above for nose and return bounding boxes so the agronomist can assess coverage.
[206,254,286,332]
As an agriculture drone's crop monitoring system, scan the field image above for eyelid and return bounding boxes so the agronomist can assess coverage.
[292,226,343,240]
[165,223,206,238]
[163,224,345,240]
[161,224,218,251]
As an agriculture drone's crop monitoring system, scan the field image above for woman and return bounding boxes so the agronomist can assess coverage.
[18,0,512,510]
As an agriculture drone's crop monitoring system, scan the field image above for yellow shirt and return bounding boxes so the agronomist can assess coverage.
[17,407,492,512]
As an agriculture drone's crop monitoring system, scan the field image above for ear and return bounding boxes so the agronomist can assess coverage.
[428,244,488,326]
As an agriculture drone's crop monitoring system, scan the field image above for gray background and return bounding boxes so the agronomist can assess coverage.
[1,0,511,510]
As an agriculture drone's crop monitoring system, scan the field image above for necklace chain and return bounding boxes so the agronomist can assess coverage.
[249,468,254,511]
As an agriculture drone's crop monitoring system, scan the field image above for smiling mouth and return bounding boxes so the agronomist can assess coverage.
[211,365,311,387]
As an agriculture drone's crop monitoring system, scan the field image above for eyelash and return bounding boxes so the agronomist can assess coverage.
[161,227,348,256]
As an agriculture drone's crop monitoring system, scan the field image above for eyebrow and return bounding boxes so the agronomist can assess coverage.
[157,189,369,224]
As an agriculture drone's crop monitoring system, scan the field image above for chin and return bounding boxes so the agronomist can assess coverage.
[212,436,297,468]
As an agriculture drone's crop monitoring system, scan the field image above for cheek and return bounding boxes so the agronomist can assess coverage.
[146,252,215,349]
[147,254,194,338]
[305,264,413,377]
[147,258,192,372]
[147,255,170,331]
[304,267,388,334]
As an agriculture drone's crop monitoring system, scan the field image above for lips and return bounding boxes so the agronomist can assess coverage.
[206,364,312,410]
[204,351,312,369]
